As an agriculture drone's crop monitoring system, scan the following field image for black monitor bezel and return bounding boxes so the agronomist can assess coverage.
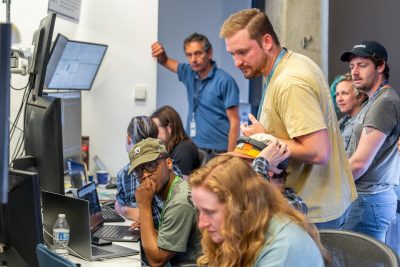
[28,13,56,99]
[0,169,43,267]
[24,95,64,194]
[45,33,108,90]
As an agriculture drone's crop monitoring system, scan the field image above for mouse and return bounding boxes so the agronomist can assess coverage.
[105,183,117,189]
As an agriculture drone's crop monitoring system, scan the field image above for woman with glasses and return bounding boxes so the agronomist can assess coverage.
[151,105,200,178]
[190,155,329,267]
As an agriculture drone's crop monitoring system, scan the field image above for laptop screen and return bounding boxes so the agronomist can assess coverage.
[77,182,104,232]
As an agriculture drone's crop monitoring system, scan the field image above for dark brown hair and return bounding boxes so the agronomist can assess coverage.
[151,105,191,153]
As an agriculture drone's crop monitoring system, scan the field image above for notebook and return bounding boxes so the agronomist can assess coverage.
[76,182,140,242]
[77,182,125,223]
[41,191,139,261]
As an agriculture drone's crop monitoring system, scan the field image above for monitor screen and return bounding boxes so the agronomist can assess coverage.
[0,169,43,267]
[28,13,56,99]
[45,33,107,90]
[24,95,64,194]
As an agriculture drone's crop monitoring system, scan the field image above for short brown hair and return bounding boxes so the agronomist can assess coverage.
[220,8,280,46]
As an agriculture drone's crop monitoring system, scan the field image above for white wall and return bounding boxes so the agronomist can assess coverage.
[1,0,159,176]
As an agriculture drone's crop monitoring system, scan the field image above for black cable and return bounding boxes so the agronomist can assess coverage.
[10,81,29,91]
[9,81,32,165]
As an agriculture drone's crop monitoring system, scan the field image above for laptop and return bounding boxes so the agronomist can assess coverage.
[67,159,88,189]
[41,191,139,261]
[75,182,140,242]
[77,182,125,223]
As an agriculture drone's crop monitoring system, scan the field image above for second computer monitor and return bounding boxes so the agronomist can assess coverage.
[45,33,107,90]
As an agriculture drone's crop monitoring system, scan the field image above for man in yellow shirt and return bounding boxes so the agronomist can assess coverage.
[220,8,357,228]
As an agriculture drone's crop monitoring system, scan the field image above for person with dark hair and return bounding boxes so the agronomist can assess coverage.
[340,41,400,242]
[220,8,356,229]
[331,73,368,156]
[130,138,201,266]
[151,105,200,177]
[190,155,328,267]
[151,33,240,160]
[114,116,163,226]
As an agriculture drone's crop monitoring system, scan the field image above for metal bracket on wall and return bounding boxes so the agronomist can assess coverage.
[300,35,313,49]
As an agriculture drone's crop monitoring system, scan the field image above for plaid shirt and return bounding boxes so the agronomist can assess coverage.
[252,157,308,214]
[116,162,183,229]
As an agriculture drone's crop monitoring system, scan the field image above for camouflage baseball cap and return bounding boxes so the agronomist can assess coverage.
[128,138,168,173]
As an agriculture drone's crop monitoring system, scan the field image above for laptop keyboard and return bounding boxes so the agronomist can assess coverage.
[92,246,111,256]
[102,206,125,222]
[96,225,140,241]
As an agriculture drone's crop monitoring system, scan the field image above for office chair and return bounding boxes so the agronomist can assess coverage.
[198,149,208,167]
[36,243,77,267]
[319,229,400,267]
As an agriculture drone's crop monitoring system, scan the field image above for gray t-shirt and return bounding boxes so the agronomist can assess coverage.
[157,178,201,265]
[351,87,400,193]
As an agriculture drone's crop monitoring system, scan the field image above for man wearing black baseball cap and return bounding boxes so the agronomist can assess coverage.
[340,40,400,243]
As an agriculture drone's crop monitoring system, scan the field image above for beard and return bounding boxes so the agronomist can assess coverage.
[240,52,268,79]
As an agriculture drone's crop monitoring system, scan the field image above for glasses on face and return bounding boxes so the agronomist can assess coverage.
[132,156,166,178]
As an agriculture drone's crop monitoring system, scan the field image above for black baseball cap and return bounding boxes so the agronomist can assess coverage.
[340,41,388,62]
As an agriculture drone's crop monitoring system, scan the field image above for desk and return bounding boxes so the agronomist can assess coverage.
[69,242,142,267]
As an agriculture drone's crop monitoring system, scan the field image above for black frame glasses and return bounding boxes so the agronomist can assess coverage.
[132,156,166,177]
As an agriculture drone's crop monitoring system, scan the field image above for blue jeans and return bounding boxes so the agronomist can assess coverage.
[341,188,397,242]
[315,207,350,230]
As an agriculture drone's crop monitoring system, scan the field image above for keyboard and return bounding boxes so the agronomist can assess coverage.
[95,225,140,242]
[101,205,125,222]
[92,246,111,256]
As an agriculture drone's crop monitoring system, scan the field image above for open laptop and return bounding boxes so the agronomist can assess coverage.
[75,182,140,242]
[67,159,88,189]
[77,182,125,223]
[41,191,139,261]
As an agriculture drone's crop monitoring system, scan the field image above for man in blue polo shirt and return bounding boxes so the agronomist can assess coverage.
[151,33,240,160]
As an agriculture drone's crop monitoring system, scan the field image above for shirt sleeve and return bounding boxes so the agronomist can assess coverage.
[221,75,240,109]
[277,84,326,138]
[364,96,397,135]
[116,167,127,206]
[157,203,196,252]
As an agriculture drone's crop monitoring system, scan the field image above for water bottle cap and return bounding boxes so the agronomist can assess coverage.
[58,214,66,218]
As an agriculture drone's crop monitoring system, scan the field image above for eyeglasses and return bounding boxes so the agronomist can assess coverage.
[132,156,166,178]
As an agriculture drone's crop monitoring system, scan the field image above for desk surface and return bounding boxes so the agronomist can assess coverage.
[69,242,142,267]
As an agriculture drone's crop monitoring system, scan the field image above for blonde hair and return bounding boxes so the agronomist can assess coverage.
[189,155,329,267]
[220,8,280,45]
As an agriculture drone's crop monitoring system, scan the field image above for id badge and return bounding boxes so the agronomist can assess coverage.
[190,119,196,137]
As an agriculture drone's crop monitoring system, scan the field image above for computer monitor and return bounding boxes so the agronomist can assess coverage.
[24,95,64,194]
[28,13,56,99]
[0,23,11,204]
[45,33,107,90]
[45,91,82,171]
[0,169,44,267]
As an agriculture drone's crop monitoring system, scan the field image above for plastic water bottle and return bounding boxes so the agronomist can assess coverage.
[53,214,70,257]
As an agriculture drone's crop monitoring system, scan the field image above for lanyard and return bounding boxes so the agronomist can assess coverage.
[257,48,287,120]
[159,175,182,229]
[370,79,388,102]
[193,78,208,119]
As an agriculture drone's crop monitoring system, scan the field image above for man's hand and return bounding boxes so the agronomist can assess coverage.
[240,113,265,137]
[151,42,168,64]
[135,178,156,209]
[258,139,290,174]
